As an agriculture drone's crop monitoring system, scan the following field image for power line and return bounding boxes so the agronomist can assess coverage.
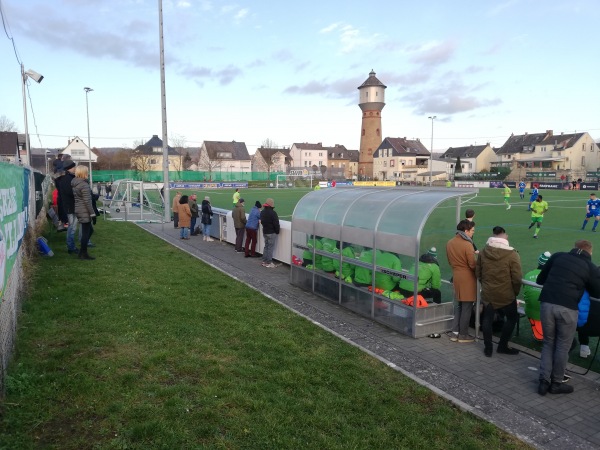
[0,0,22,65]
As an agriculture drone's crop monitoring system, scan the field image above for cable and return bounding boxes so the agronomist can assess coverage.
[0,0,22,65]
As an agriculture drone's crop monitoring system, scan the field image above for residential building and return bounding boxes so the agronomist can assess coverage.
[440,143,496,178]
[373,137,430,182]
[251,147,291,174]
[62,136,98,166]
[198,140,252,180]
[0,131,18,163]
[326,144,350,179]
[347,149,359,180]
[289,142,328,171]
[357,70,386,179]
[131,134,179,173]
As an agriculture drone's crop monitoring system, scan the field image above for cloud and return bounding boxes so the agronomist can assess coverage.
[272,49,294,62]
[234,8,249,20]
[487,0,520,16]
[319,23,341,33]
[401,78,501,115]
[177,1,192,7]
[178,64,243,85]
[283,77,360,100]
[409,40,457,67]
[319,22,380,54]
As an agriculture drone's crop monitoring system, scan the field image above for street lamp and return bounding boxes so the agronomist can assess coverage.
[428,115,436,186]
[45,150,52,174]
[84,87,94,184]
[21,64,43,166]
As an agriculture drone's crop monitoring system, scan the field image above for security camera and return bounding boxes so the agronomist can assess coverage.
[25,69,44,83]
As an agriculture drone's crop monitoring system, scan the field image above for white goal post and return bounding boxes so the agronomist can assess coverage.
[276,170,313,189]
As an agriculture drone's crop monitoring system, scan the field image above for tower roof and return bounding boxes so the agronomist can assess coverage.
[357,70,387,89]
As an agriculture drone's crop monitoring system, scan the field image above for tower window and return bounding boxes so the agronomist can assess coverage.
[362,129,365,136]
[376,129,380,137]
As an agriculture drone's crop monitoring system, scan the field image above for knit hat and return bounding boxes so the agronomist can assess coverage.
[63,160,76,171]
[255,201,262,208]
[204,196,210,201]
[538,251,551,266]
[264,198,274,207]
[427,247,437,258]
[238,198,245,204]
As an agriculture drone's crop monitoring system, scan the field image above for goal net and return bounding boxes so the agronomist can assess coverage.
[276,170,314,189]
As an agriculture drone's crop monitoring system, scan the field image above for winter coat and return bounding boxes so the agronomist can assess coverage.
[398,260,441,293]
[178,203,192,228]
[71,177,95,224]
[320,238,338,273]
[246,207,260,230]
[332,245,357,279]
[537,248,600,311]
[57,172,76,215]
[172,194,181,214]
[201,200,213,225]
[354,250,402,291]
[260,206,280,235]
[232,203,247,229]
[475,236,522,309]
[189,198,199,218]
[523,268,542,321]
[446,233,477,301]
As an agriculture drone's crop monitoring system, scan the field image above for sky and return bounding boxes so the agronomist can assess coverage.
[1,0,599,155]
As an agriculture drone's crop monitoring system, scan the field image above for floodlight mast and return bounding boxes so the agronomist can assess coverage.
[21,64,44,166]
[84,87,94,184]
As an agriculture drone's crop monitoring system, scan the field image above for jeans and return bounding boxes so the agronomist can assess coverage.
[173,212,179,228]
[235,228,245,251]
[180,227,189,239]
[482,301,518,350]
[263,233,277,263]
[191,217,197,234]
[539,302,578,383]
[202,223,211,238]
[66,213,78,251]
[245,228,258,256]
[452,301,474,336]
[80,222,94,254]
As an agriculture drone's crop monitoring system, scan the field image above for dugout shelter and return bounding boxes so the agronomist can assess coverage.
[290,186,478,338]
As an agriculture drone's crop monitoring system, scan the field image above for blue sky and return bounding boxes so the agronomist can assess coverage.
[1,0,599,154]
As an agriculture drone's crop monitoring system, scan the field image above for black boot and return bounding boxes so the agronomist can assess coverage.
[79,251,95,260]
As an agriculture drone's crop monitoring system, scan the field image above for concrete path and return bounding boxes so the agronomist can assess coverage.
[139,222,600,450]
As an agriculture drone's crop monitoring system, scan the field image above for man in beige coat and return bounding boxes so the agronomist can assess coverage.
[476,226,522,357]
[446,219,477,342]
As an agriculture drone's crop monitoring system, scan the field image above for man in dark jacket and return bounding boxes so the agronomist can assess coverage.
[259,198,280,268]
[536,240,600,395]
[476,226,522,357]
[57,160,78,253]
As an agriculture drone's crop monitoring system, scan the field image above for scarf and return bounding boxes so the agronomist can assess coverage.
[456,230,473,244]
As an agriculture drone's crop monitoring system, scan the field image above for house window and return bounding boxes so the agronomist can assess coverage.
[390,160,395,167]
[401,160,405,166]
[150,158,157,165]
[383,161,387,167]
[304,161,308,167]
[582,156,586,166]
[216,152,232,159]
[541,146,546,152]
[582,143,586,152]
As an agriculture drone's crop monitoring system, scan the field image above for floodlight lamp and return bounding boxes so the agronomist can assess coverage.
[25,69,43,83]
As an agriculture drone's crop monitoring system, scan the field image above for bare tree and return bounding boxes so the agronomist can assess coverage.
[262,138,278,148]
[169,133,187,178]
[198,154,223,181]
[0,115,18,132]
[132,149,153,181]
[320,165,328,179]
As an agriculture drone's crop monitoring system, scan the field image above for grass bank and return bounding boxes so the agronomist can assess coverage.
[0,220,530,449]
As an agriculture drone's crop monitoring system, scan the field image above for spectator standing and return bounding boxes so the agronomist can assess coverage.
[201,196,214,242]
[528,195,548,239]
[71,165,96,260]
[476,226,522,357]
[446,219,477,343]
[260,198,280,268]
[178,195,191,240]
[233,198,247,252]
[536,240,600,395]
[172,191,181,228]
[52,153,63,173]
[105,182,112,199]
[245,201,261,257]
[189,193,199,235]
[57,160,79,254]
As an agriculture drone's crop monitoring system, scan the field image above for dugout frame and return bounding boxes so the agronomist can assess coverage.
[289,186,479,338]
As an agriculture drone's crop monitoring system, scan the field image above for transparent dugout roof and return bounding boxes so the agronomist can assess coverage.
[292,186,478,244]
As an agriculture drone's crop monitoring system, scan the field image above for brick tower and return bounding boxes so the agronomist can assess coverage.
[357,70,386,180]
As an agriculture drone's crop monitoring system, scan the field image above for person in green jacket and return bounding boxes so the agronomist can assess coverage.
[523,251,551,341]
[398,247,442,303]
[333,242,357,282]
[302,235,323,269]
[354,249,401,291]
[320,237,338,273]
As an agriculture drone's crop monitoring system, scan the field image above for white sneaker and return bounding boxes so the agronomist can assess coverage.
[206,237,214,242]
[580,344,591,358]
[507,204,511,210]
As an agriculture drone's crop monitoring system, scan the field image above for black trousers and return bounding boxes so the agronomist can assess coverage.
[482,300,518,350]
[80,222,94,254]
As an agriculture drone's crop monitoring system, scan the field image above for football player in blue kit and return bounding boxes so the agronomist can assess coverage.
[581,192,600,232]
[518,180,526,199]
[528,184,539,211]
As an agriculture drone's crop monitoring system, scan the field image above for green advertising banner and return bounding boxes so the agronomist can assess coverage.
[0,162,29,300]
[526,172,556,177]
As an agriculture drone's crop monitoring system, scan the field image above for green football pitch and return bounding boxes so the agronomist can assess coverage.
[177,186,597,271]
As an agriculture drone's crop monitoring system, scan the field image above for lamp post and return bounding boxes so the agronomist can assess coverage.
[45,150,52,174]
[428,115,436,186]
[84,87,94,184]
[21,64,44,166]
